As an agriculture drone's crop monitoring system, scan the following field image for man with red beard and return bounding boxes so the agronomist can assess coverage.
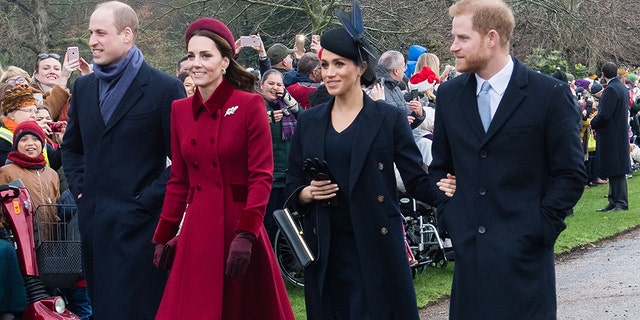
[428,0,587,319]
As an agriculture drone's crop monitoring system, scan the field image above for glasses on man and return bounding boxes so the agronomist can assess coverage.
[5,77,27,86]
[17,107,38,115]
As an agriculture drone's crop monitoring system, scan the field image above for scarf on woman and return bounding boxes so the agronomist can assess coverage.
[7,151,46,169]
[92,45,144,124]
[275,99,296,140]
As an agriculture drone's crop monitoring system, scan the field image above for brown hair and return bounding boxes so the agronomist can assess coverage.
[449,0,515,48]
[189,29,256,93]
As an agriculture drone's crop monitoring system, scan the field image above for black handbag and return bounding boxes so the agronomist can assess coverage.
[273,207,314,267]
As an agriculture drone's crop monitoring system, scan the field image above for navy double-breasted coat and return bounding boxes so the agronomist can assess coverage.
[285,94,442,320]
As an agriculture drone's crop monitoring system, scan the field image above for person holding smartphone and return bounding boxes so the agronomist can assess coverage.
[259,69,300,243]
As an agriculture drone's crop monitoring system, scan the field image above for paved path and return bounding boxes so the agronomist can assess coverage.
[420,227,640,319]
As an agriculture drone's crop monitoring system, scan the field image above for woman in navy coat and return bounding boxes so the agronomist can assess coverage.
[284,27,454,320]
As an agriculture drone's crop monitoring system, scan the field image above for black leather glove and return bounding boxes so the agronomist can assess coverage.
[225,231,256,277]
[303,158,338,207]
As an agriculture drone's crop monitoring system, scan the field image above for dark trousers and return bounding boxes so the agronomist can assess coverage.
[607,174,628,209]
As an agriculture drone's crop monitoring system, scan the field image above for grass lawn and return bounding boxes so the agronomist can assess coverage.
[286,170,640,319]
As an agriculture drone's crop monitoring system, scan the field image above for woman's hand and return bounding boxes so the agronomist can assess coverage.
[299,179,339,205]
[272,109,284,122]
[437,173,456,197]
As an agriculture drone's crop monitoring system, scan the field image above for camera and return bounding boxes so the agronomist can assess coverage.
[49,122,64,133]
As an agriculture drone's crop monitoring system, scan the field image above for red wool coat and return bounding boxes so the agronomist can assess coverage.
[153,80,294,320]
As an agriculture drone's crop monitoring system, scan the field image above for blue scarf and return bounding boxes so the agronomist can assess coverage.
[92,46,144,124]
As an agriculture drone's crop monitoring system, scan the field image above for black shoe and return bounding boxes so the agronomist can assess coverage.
[611,206,629,211]
[596,204,615,212]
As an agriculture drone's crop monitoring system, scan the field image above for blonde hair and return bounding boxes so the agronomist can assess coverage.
[414,53,440,77]
[413,53,439,100]
[0,66,31,84]
[449,0,515,48]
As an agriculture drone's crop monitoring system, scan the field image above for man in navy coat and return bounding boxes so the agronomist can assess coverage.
[61,1,185,319]
[429,0,587,318]
[591,61,631,212]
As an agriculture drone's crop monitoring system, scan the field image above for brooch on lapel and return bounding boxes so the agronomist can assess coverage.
[225,106,239,117]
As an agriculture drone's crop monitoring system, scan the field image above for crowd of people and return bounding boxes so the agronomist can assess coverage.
[0,0,638,319]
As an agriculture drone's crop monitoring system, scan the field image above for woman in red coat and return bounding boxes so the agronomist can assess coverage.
[152,18,294,320]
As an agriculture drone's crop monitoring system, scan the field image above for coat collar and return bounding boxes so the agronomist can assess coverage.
[459,57,527,143]
[191,78,234,120]
[83,62,150,133]
[305,93,385,195]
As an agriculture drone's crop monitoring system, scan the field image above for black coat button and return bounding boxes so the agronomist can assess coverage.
[478,188,486,196]
[478,226,486,234]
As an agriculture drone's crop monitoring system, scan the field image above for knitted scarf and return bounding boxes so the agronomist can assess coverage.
[271,99,296,140]
[92,46,144,124]
[7,151,46,169]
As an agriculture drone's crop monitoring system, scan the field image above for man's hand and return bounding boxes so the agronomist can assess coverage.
[409,100,423,116]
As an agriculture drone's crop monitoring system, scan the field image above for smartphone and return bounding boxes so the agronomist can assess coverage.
[295,34,306,52]
[411,89,419,100]
[239,36,260,47]
[67,46,79,61]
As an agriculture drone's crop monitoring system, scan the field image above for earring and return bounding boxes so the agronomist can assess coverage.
[222,68,226,75]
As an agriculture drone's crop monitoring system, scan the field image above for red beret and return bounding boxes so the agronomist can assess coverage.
[185,18,235,51]
[13,120,46,149]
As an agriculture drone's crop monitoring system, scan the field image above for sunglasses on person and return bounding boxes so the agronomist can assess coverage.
[35,52,61,72]
[37,53,61,60]
[5,76,27,86]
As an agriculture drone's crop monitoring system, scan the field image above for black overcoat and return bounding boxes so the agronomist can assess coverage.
[285,94,441,320]
[61,62,185,319]
[590,77,632,177]
[429,58,587,319]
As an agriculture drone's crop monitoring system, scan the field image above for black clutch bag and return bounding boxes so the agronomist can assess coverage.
[273,207,315,267]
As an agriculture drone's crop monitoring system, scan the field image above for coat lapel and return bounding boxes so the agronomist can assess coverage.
[483,59,527,142]
[103,64,148,132]
[456,58,529,144]
[348,96,384,195]
[456,74,486,141]
[85,76,106,132]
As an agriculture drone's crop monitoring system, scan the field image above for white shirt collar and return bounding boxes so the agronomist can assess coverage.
[475,56,514,96]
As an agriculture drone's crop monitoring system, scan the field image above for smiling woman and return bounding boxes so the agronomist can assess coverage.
[151,17,295,320]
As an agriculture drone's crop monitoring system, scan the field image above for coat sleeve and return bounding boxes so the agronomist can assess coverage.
[391,106,441,206]
[61,80,85,199]
[153,101,190,244]
[235,94,275,236]
[135,77,186,214]
[540,81,587,247]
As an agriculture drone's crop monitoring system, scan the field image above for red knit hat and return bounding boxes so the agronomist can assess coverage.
[185,18,235,50]
[408,66,440,92]
[13,120,46,149]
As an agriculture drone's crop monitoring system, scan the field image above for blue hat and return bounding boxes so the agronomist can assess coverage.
[590,81,603,95]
